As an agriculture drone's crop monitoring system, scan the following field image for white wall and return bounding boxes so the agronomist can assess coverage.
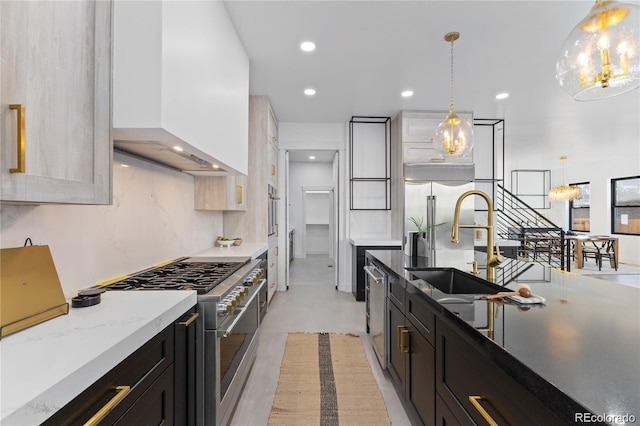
[0,151,223,297]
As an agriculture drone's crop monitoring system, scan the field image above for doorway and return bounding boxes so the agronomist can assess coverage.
[285,150,339,289]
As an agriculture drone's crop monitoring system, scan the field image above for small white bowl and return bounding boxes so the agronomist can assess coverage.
[217,239,234,247]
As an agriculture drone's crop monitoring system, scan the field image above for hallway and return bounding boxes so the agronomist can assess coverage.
[231,255,411,425]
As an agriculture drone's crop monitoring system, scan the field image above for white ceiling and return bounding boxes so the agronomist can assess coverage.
[225,0,640,166]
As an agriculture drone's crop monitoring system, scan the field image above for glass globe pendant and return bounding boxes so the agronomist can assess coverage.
[556,0,640,101]
[435,32,473,157]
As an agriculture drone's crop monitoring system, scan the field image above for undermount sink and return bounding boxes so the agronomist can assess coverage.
[409,268,504,294]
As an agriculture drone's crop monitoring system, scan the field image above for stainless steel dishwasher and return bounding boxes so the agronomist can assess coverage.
[364,260,388,369]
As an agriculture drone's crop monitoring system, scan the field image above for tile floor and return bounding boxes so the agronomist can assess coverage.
[231,254,639,425]
[231,254,411,426]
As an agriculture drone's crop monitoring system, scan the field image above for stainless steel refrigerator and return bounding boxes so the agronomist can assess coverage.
[404,163,475,260]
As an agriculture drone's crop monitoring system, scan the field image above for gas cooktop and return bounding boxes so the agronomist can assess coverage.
[105,259,248,294]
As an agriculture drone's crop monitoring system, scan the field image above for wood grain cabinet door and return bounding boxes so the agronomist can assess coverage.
[1,0,111,204]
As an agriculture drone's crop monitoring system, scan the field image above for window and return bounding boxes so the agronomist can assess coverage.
[569,182,590,232]
[611,176,640,235]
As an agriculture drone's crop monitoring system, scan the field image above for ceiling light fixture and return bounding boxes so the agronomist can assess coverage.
[495,92,510,100]
[549,156,581,201]
[434,32,473,158]
[556,0,640,101]
[173,145,183,152]
[309,155,316,160]
[300,41,316,52]
[304,88,316,96]
[401,90,414,97]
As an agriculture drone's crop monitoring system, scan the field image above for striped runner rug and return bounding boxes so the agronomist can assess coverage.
[268,332,391,425]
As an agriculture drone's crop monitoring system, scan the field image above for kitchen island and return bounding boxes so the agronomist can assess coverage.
[0,291,196,425]
[367,250,639,425]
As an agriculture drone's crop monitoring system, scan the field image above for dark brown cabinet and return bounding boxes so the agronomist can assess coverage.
[435,319,565,426]
[44,307,197,426]
[388,287,435,426]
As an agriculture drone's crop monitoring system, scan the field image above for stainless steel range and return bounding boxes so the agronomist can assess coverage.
[100,256,266,426]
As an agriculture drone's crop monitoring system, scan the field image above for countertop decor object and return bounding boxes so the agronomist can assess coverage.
[556,0,640,101]
[217,238,234,247]
[233,238,243,246]
[434,32,473,158]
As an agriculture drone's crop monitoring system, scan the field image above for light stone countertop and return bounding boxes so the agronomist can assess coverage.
[191,243,268,259]
[349,238,403,247]
[0,291,196,425]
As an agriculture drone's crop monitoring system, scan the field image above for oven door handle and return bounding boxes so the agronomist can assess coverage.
[217,279,265,338]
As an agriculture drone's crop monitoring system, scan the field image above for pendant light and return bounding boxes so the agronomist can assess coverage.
[549,156,581,202]
[434,32,473,158]
[556,0,640,101]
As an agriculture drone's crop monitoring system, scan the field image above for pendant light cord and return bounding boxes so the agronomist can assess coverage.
[449,38,455,109]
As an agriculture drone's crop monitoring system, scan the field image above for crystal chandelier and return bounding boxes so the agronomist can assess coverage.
[434,32,473,157]
[556,0,640,101]
[549,156,581,202]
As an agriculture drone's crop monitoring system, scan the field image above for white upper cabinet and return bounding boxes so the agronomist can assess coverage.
[1,1,112,204]
[112,1,249,175]
[399,111,473,164]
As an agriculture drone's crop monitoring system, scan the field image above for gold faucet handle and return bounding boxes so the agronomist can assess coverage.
[494,243,506,262]
[467,261,479,275]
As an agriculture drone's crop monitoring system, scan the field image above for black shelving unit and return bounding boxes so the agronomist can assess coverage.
[349,116,391,210]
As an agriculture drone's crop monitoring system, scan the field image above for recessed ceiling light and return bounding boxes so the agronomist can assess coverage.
[309,155,316,160]
[212,164,219,169]
[173,145,184,152]
[120,164,129,168]
[495,92,509,100]
[300,41,316,52]
[304,88,316,96]
[401,90,414,97]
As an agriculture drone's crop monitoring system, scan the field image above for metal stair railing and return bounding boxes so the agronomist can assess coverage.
[494,184,566,270]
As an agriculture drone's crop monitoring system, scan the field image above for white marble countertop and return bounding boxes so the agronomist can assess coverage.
[0,291,196,425]
[349,238,403,247]
[191,243,268,259]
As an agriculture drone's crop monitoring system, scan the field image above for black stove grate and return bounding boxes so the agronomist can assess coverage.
[106,261,245,294]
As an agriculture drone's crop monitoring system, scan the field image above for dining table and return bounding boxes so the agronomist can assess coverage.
[565,234,619,271]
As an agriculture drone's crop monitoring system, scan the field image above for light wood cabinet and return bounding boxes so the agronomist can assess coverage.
[0,1,112,204]
[268,108,278,186]
[194,175,246,211]
[397,111,473,164]
[223,96,277,241]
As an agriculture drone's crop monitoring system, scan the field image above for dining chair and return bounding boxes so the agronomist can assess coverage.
[583,239,618,271]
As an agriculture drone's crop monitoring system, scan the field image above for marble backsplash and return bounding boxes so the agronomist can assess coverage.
[0,151,223,297]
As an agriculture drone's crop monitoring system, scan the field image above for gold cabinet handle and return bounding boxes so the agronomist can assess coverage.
[468,396,499,426]
[271,164,276,175]
[177,312,199,327]
[9,104,25,173]
[401,328,410,353]
[397,325,404,349]
[260,301,266,308]
[236,185,243,204]
[83,385,131,426]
